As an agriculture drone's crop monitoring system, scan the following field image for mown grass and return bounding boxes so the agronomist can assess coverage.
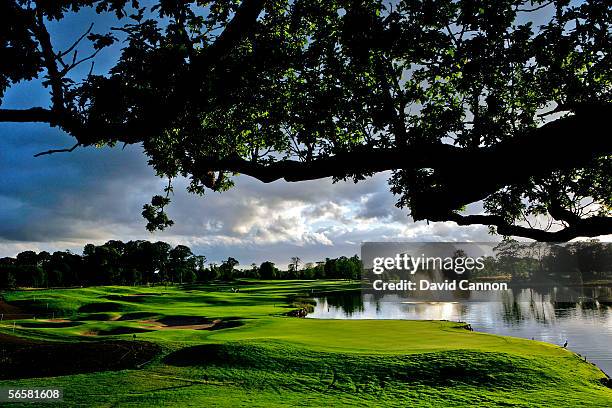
[0,280,610,407]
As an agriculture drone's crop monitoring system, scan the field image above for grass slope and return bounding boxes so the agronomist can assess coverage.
[0,281,610,407]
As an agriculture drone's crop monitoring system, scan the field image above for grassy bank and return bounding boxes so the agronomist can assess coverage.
[0,281,610,407]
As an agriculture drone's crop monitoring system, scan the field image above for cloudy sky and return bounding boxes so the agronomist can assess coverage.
[0,110,493,266]
[0,4,566,267]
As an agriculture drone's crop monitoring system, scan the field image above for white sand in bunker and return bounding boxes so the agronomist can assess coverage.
[140,316,222,330]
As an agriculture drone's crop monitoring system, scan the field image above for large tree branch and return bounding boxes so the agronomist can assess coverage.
[204,0,266,63]
[32,10,65,112]
[33,142,80,157]
[2,109,608,244]
[440,213,612,242]
[548,199,581,225]
[196,104,611,187]
[187,0,267,84]
[134,0,269,147]
[195,144,461,183]
[191,103,611,241]
[0,108,55,123]
[0,105,157,145]
[407,104,612,220]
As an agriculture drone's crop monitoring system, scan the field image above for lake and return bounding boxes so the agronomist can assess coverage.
[306,288,612,374]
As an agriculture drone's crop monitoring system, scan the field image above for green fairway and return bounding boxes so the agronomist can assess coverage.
[1,281,611,407]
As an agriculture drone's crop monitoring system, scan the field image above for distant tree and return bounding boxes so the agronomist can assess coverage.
[16,251,38,267]
[314,262,326,279]
[349,255,362,280]
[105,240,126,254]
[450,249,469,278]
[14,251,46,287]
[259,261,277,280]
[37,251,51,267]
[475,255,500,278]
[151,241,172,281]
[169,245,194,284]
[193,255,208,281]
[544,244,581,284]
[219,257,239,281]
[289,257,301,272]
[83,243,121,284]
[527,242,551,280]
[0,257,17,289]
[324,258,338,279]
[46,251,83,286]
[567,240,612,282]
[494,239,525,279]
[0,240,210,288]
[246,263,260,279]
[334,256,362,280]
[122,241,150,283]
[302,263,316,280]
[200,263,220,282]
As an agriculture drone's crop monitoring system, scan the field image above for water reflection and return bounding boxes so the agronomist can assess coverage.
[306,287,612,374]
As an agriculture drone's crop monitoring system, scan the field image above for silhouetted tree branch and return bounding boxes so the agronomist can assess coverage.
[1,0,610,241]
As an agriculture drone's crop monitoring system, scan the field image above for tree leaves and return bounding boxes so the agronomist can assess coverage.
[2,0,611,239]
[142,195,174,232]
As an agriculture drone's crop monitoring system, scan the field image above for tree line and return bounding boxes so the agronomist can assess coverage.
[474,240,612,284]
[0,240,361,289]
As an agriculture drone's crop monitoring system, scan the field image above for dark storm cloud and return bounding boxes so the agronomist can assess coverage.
[0,121,158,242]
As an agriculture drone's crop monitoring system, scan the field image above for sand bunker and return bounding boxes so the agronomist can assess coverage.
[76,315,243,334]
[140,315,220,330]
[140,316,244,331]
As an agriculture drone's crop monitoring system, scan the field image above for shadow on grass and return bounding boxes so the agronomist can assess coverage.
[77,313,117,321]
[94,327,155,336]
[0,333,160,379]
[19,321,85,328]
[78,302,132,313]
[156,316,214,326]
[208,320,244,331]
[118,312,160,321]
[164,342,555,390]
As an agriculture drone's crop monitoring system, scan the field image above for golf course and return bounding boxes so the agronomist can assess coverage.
[0,280,610,407]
